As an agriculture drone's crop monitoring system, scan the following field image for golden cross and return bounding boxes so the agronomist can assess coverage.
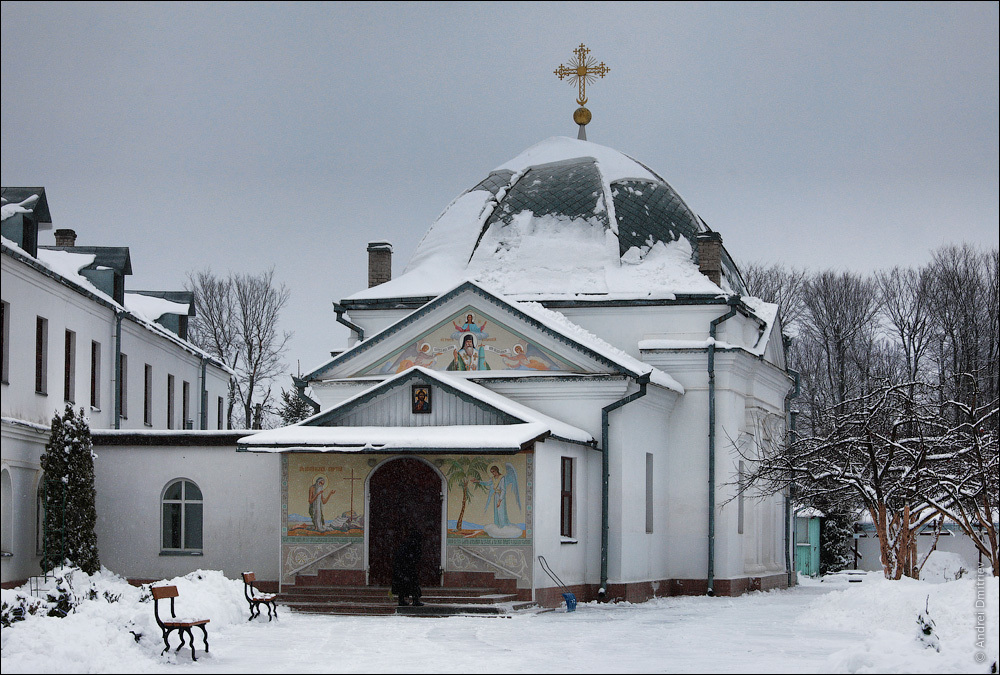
[554,43,610,106]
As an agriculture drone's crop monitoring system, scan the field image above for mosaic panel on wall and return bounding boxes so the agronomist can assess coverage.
[360,306,581,375]
[282,452,533,587]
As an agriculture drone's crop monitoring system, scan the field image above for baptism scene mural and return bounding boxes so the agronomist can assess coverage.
[361,306,580,375]
[284,452,529,542]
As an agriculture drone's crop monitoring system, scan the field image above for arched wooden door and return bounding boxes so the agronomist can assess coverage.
[367,458,442,587]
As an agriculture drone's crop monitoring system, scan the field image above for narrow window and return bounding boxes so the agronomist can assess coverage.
[90,341,101,409]
[63,329,76,402]
[166,374,175,430]
[645,453,654,533]
[161,479,203,552]
[560,457,573,537]
[144,364,153,426]
[1,300,9,383]
[119,354,128,420]
[217,396,224,430]
[35,317,48,394]
[738,460,746,535]
[182,381,190,429]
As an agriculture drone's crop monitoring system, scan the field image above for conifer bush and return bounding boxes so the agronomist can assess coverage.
[40,405,100,575]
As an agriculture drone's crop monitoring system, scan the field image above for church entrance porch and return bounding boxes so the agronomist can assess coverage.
[367,457,443,588]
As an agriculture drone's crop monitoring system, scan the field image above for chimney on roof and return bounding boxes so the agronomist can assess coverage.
[697,231,724,286]
[367,241,392,288]
[54,228,77,247]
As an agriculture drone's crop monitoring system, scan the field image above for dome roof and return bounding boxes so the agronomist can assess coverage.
[348,137,744,301]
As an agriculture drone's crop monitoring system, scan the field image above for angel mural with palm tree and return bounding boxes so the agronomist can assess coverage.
[445,457,491,533]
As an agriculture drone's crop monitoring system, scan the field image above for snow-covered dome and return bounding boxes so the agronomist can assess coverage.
[348,137,744,301]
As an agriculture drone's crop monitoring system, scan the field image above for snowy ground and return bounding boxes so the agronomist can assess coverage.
[2,567,996,674]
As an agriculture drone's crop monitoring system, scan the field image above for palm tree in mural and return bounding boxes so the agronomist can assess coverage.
[445,457,491,530]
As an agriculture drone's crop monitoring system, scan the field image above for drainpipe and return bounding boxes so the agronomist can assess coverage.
[599,373,649,597]
[333,303,364,342]
[784,369,800,586]
[707,296,739,596]
[293,376,321,415]
[113,310,124,429]
[199,356,208,430]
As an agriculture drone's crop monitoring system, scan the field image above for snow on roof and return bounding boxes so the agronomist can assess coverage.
[325,280,683,394]
[495,136,656,182]
[239,423,550,452]
[288,366,594,446]
[1,236,232,374]
[346,137,721,303]
[124,293,191,322]
[0,194,38,221]
[512,296,683,393]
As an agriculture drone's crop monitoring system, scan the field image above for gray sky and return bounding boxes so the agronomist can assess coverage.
[3,2,997,376]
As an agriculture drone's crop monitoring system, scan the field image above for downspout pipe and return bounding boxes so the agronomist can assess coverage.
[707,296,740,596]
[293,376,321,415]
[113,310,124,429]
[333,302,365,342]
[784,369,800,587]
[599,372,649,597]
[200,356,208,430]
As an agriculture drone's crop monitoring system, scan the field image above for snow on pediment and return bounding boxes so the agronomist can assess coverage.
[305,281,662,384]
[242,367,594,451]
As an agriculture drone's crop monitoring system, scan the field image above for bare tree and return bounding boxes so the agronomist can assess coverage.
[742,380,942,579]
[741,261,808,332]
[187,268,291,429]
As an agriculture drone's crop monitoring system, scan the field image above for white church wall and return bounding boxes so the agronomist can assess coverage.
[94,444,280,582]
[530,439,600,591]
[609,395,674,584]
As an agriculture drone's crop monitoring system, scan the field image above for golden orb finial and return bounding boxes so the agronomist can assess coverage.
[573,107,592,126]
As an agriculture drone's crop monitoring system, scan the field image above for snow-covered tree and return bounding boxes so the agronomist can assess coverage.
[40,405,100,575]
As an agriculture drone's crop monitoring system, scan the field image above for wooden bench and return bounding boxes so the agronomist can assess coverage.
[242,571,278,621]
[151,585,210,661]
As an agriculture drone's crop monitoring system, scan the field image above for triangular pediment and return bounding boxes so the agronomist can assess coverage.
[304,281,646,383]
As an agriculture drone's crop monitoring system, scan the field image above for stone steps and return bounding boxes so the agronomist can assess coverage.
[279,584,535,617]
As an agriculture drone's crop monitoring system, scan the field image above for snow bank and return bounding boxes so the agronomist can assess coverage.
[1,567,248,671]
[799,572,999,672]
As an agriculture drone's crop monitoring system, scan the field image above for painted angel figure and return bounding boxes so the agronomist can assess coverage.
[477,463,522,538]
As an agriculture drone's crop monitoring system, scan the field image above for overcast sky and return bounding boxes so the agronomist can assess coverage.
[2,2,997,376]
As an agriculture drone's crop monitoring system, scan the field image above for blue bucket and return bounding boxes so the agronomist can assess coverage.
[562,592,577,612]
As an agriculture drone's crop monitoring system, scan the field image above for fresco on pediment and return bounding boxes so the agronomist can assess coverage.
[360,306,580,375]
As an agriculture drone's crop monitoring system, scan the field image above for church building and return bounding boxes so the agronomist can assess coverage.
[240,132,794,603]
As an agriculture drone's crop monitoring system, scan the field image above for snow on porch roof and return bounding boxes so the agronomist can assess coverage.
[237,423,550,454]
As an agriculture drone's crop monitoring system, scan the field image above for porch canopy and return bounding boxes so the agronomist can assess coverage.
[237,422,553,454]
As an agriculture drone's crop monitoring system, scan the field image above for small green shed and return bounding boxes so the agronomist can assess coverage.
[794,510,822,576]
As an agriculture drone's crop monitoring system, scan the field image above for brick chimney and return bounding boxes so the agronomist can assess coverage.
[367,241,392,288]
[54,228,77,247]
[697,231,724,286]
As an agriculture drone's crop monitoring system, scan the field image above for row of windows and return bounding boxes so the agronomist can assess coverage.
[1,303,225,430]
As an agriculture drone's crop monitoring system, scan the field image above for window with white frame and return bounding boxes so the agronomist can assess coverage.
[161,479,203,553]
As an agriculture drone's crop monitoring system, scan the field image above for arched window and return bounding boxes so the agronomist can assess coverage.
[161,479,203,553]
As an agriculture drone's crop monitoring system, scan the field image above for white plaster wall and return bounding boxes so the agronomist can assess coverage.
[94,445,280,582]
[0,422,47,584]
[853,531,991,575]
[530,439,600,592]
